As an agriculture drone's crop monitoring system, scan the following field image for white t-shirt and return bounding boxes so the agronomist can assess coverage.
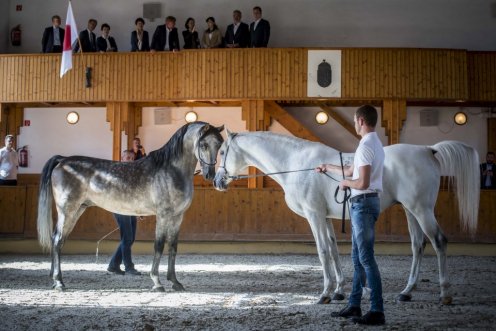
[351,132,384,197]
[0,147,19,180]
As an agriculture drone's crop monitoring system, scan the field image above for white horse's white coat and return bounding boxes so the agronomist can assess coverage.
[214,131,479,304]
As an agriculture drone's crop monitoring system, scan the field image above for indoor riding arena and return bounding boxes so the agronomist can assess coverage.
[1,1,495,330]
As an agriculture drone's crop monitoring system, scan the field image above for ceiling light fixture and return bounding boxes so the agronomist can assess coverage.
[454,112,467,125]
[66,111,79,125]
[315,111,329,125]
[185,111,198,123]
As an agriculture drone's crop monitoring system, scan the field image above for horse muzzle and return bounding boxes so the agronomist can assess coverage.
[213,170,229,191]
[202,165,216,181]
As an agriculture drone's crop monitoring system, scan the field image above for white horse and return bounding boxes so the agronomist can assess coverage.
[213,130,479,305]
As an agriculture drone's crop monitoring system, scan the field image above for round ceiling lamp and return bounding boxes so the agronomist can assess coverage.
[185,111,198,123]
[315,111,329,125]
[66,111,79,125]
[454,112,467,125]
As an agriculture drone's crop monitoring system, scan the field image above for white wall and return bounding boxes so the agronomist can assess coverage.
[15,105,490,173]
[17,107,112,173]
[5,0,495,54]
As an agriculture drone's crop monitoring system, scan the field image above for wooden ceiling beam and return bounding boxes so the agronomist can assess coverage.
[319,104,360,140]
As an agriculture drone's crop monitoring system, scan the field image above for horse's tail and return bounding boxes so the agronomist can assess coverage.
[431,141,480,235]
[37,155,64,251]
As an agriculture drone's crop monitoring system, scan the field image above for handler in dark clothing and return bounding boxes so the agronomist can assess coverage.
[107,150,141,276]
[150,16,180,51]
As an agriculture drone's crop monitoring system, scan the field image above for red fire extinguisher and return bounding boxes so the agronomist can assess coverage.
[10,25,21,46]
[19,146,28,168]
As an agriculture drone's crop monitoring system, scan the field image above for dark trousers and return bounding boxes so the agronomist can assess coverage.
[108,214,137,271]
[0,179,17,186]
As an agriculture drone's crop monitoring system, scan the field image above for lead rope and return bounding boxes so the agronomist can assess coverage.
[335,152,351,234]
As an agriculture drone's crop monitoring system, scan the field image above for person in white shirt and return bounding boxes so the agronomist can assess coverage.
[0,135,19,186]
[316,105,386,325]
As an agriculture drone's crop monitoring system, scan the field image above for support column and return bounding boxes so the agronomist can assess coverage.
[382,99,407,145]
[0,103,24,145]
[106,102,129,161]
[124,103,143,149]
[488,118,496,154]
[241,100,271,188]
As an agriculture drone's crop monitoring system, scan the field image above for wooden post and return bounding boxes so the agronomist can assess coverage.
[0,103,24,146]
[382,99,407,145]
[106,102,130,161]
[124,103,142,149]
[241,100,270,188]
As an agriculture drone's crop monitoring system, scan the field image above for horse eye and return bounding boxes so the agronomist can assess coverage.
[201,143,207,150]
[220,150,224,155]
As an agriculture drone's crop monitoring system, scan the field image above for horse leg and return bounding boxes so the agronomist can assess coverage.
[397,207,427,302]
[306,213,334,304]
[51,205,86,291]
[412,209,451,305]
[150,232,166,292]
[166,220,185,291]
[324,219,345,301]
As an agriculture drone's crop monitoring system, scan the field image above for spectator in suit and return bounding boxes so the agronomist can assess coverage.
[97,23,118,52]
[131,18,150,52]
[481,151,496,189]
[41,15,64,53]
[250,6,270,48]
[182,18,200,49]
[74,19,97,53]
[224,10,250,48]
[202,17,223,49]
[151,16,180,52]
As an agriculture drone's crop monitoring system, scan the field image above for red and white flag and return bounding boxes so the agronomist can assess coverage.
[60,1,79,78]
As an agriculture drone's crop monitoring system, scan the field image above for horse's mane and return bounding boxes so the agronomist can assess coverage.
[147,123,195,166]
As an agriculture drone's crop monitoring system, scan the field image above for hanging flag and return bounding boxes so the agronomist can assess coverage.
[60,1,79,78]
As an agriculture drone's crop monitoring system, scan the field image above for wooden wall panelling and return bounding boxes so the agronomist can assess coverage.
[382,99,407,145]
[0,186,26,234]
[106,102,129,160]
[468,52,496,101]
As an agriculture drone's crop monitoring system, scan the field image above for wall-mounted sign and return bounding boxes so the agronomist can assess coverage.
[307,50,341,98]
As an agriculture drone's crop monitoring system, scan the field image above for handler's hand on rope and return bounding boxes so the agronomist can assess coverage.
[315,164,329,173]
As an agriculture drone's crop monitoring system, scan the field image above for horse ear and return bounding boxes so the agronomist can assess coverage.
[200,123,210,135]
[216,125,225,132]
[226,127,234,137]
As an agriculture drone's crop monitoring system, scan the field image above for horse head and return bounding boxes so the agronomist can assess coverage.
[195,123,225,180]
[214,128,243,191]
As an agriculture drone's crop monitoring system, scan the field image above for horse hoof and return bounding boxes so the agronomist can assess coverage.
[53,285,65,292]
[440,296,453,305]
[172,283,186,292]
[317,296,331,304]
[152,286,165,292]
[332,293,345,301]
[397,294,412,302]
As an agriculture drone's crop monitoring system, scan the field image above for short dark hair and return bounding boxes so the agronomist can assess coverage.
[488,151,495,156]
[135,17,145,25]
[88,19,97,25]
[166,16,176,23]
[253,6,262,13]
[184,17,195,29]
[355,105,378,127]
[5,134,14,141]
[233,10,241,16]
[101,23,110,30]
[52,15,61,22]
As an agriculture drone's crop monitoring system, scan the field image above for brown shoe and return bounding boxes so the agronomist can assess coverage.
[331,306,362,318]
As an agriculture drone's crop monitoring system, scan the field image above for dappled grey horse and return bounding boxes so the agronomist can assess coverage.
[214,130,479,305]
[38,122,224,291]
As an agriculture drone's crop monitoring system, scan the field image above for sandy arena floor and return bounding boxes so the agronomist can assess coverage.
[0,253,495,330]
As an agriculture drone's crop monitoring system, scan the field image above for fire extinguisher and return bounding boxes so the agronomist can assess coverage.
[18,146,28,168]
[10,25,21,46]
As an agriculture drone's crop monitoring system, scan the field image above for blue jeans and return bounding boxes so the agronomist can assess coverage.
[348,196,384,312]
[108,214,137,271]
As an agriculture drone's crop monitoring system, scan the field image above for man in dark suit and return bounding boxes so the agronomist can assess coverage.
[150,16,180,51]
[74,19,98,53]
[41,15,64,53]
[481,151,496,189]
[131,17,150,52]
[224,10,250,48]
[250,6,270,48]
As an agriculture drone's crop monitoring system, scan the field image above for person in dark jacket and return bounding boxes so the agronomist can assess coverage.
[97,23,118,52]
[481,151,496,189]
[41,15,64,53]
[249,6,270,47]
[131,17,150,52]
[74,19,97,53]
[151,16,180,51]
[224,10,250,48]
[182,17,200,49]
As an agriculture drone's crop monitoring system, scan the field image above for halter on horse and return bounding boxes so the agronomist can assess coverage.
[214,130,479,305]
[38,122,224,291]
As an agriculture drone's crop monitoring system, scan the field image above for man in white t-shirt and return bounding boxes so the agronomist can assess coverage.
[315,105,385,325]
[0,135,19,186]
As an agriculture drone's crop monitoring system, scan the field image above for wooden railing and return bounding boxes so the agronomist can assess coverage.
[1,185,495,243]
[0,48,494,103]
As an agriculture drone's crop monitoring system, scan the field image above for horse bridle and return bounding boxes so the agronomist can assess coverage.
[217,133,237,179]
[196,130,218,167]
